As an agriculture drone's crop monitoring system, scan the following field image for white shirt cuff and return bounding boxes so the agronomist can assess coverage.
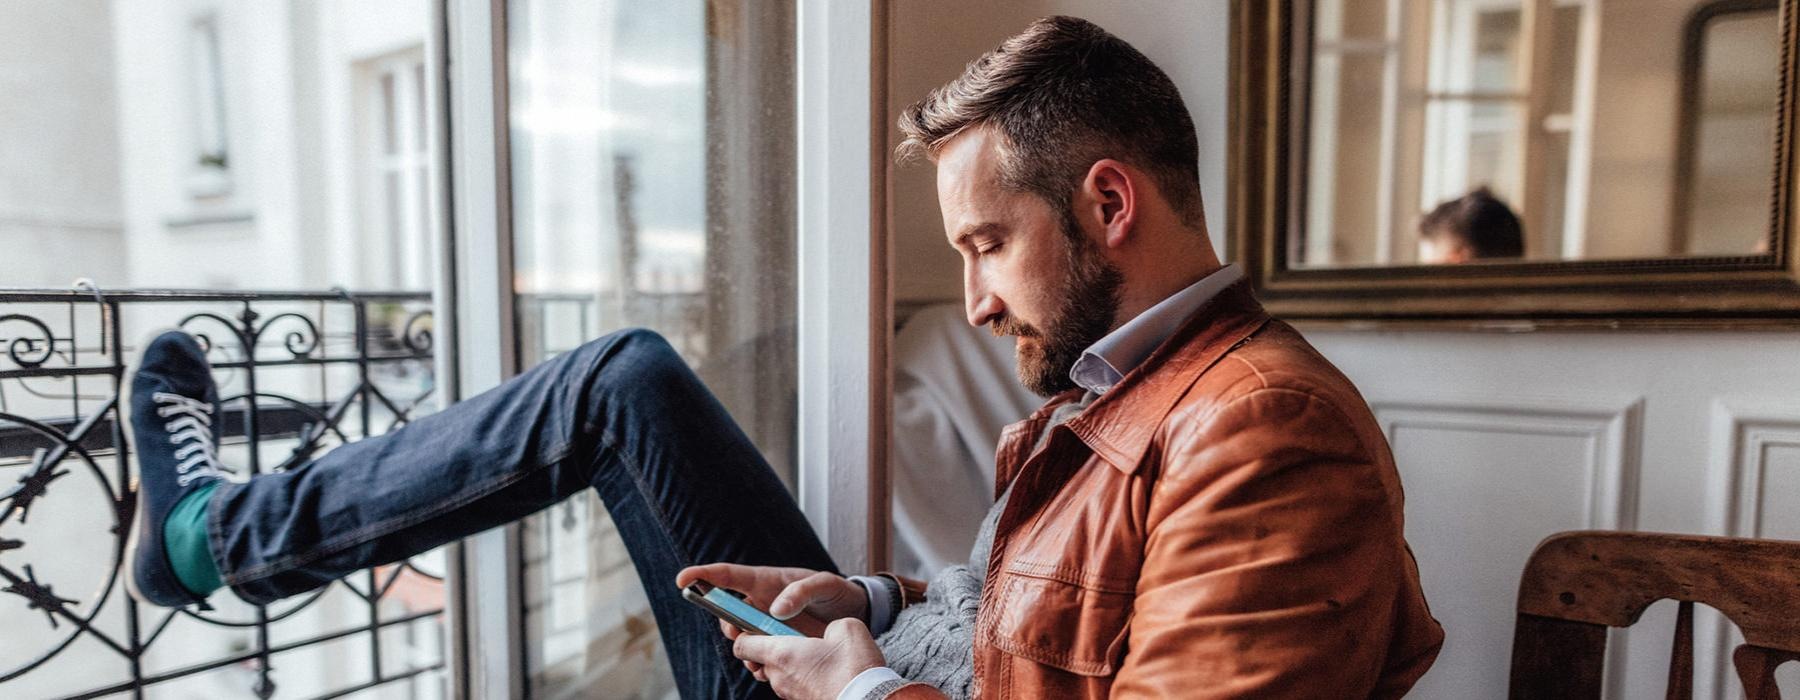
[837,666,905,700]
[848,575,897,634]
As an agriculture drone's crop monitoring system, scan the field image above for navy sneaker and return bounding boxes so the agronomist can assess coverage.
[125,330,231,608]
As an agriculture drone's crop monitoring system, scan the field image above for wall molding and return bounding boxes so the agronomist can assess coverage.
[1706,400,1800,538]
[1370,394,1644,531]
[1369,393,1644,699]
[1698,400,1800,699]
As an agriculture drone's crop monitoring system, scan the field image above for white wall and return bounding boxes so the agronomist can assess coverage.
[1307,329,1800,699]
[3,0,427,292]
[0,1,126,288]
[887,2,1800,697]
[113,0,295,289]
[111,0,430,291]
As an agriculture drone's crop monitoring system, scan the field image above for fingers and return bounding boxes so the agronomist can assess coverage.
[822,617,887,671]
[675,563,756,590]
[824,616,870,641]
[769,572,851,620]
[732,632,780,666]
[719,619,741,640]
[735,619,880,694]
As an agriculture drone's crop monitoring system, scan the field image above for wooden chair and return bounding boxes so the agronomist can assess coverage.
[1509,531,1800,699]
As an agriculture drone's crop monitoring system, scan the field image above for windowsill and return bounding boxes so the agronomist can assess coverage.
[165,209,256,229]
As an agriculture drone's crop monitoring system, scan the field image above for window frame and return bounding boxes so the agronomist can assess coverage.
[360,49,435,290]
[185,13,236,199]
[443,0,890,696]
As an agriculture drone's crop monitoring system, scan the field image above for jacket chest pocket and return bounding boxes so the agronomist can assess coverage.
[986,569,1133,677]
[1004,461,1147,580]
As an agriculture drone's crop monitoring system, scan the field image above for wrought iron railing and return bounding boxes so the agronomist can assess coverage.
[0,285,446,699]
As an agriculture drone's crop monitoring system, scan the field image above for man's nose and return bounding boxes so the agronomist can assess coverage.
[965,290,1004,328]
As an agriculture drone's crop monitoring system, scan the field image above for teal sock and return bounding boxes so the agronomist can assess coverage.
[164,482,222,597]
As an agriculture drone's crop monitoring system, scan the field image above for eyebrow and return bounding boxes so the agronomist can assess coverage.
[952,222,1004,251]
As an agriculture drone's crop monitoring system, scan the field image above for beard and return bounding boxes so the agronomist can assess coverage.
[991,217,1123,397]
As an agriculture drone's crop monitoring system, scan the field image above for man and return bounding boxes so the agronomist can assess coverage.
[126,16,1441,700]
[1417,187,1526,264]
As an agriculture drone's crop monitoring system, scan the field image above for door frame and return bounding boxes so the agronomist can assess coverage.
[441,0,523,697]
[439,0,889,696]
[795,0,890,576]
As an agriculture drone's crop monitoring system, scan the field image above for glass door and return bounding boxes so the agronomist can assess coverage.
[503,0,796,695]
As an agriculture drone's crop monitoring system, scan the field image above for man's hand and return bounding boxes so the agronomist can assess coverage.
[733,617,886,700]
[675,563,869,639]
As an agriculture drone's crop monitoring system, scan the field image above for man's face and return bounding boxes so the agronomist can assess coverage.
[937,128,1122,397]
[1417,229,1472,265]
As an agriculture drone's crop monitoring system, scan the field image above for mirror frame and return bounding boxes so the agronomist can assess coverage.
[1671,0,1783,251]
[1228,0,1800,327]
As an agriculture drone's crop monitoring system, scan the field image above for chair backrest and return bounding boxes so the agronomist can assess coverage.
[1509,530,1800,700]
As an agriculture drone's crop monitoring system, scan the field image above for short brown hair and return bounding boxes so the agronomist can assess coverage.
[1419,187,1525,259]
[897,16,1204,228]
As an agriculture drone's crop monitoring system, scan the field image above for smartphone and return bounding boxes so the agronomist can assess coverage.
[682,580,807,637]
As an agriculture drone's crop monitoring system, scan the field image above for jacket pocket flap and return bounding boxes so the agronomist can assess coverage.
[987,570,1132,676]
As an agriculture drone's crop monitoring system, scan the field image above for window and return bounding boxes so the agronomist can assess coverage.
[361,52,435,291]
[186,14,233,199]
[1302,0,1594,265]
[505,0,797,695]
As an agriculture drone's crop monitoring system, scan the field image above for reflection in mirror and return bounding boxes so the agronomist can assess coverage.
[1676,1,1781,255]
[1295,0,1782,268]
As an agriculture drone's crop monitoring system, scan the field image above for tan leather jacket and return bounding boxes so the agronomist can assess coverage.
[893,283,1442,699]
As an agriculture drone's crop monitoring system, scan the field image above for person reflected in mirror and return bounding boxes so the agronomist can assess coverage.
[1417,186,1526,264]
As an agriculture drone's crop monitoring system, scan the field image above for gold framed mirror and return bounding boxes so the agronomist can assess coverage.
[1229,0,1800,325]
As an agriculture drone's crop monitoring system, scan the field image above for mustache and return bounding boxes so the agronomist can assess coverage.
[990,312,1039,338]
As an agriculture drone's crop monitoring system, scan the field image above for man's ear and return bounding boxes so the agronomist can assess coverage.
[1082,159,1137,249]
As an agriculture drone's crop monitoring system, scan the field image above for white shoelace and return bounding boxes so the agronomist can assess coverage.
[152,392,230,486]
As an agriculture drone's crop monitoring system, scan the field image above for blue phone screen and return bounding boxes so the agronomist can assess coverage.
[704,588,805,637]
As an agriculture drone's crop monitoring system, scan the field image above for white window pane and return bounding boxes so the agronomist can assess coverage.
[506,0,796,695]
[381,72,399,156]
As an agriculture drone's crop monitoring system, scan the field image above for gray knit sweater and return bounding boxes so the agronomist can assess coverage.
[872,487,1006,698]
[871,397,1090,699]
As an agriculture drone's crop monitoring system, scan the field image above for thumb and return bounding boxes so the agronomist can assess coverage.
[769,572,849,620]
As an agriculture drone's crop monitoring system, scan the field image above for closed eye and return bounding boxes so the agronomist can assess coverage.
[976,242,1003,256]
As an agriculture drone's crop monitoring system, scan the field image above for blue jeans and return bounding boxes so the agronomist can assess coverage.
[206,329,836,699]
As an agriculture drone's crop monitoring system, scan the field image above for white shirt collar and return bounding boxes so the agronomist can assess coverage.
[1068,264,1245,395]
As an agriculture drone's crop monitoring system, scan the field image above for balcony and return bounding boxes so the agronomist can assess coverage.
[0,286,445,699]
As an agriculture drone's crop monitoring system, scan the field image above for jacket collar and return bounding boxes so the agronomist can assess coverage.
[1070,265,1246,395]
[1059,280,1271,475]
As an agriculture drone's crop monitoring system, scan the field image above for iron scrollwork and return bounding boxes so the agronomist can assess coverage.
[0,314,56,369]
[0,287,443,698]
